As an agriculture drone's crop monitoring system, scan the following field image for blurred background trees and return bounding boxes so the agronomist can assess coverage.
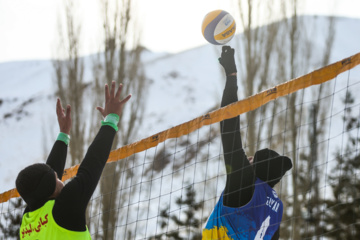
[232,0,336,239]
[53,0,147,239]
[0,0,349,239]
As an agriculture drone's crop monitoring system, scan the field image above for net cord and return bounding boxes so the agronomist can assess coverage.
[1,52,359,204]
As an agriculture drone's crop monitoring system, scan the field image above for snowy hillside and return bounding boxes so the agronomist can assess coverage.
[1,16,360,194]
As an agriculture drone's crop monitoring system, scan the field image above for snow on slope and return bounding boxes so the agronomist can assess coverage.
[1,16,360,194]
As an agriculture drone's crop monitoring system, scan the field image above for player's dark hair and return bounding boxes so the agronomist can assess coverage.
[16,163,56,210]
[253,148,292,187]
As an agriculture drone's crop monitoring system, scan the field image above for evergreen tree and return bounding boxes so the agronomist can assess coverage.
[322,91,360,238]
[0,198,23,239]
[148,185,207,240]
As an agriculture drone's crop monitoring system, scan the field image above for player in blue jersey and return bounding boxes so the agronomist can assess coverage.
[202,46,292,240]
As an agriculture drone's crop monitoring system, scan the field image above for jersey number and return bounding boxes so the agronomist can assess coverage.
[254,215,270,240]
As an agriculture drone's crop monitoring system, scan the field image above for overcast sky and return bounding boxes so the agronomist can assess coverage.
[0,0,359,63]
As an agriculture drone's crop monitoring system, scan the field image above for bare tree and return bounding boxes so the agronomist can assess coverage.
[232,0,336,239]
[53,0,86,167]
[89,0,147,239]
[234,0,282,155]
[279,1,336,239]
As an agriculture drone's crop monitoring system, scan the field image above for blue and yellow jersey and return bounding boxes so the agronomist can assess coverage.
[203,179,283,240]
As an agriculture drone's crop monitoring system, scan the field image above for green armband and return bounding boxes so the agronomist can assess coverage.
[101,113,119,131]
[57,132,70,145]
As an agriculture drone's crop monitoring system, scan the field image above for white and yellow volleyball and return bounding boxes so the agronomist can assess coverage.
[201,10,236,45]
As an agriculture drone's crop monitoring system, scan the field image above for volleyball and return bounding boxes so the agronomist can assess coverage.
[201,10,236,45]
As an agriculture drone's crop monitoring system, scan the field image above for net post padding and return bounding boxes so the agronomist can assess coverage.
[1,52,359,204]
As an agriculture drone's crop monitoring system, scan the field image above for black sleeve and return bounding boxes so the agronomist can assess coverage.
[220,75,256,208]
[52,125,116,231]
[46,140,68,180]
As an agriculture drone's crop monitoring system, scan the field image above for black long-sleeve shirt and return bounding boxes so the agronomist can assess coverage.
[220,75,280,240]
[24,125,116,231]
[220,75,256,207]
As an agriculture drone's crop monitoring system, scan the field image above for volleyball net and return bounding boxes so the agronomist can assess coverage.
[1,52,360,239]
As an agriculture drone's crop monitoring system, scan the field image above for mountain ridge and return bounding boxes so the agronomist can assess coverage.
[1,15,360,193]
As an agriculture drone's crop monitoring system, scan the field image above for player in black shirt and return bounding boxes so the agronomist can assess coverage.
[218,46,292,239]
[16,81,131,237]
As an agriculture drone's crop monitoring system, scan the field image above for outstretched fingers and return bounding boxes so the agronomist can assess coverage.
[56,98,62,116]
[97,81,132,118]
[121,94,132,105]
[104,83,110,103]
[110,81,116,99]
[56,98,72,134]
[96,106,105,117]
[114,82,131,104]
[65,104,71,120]
[115,83,131,105]
[56,98,71,117]
[56,98,65,118]
[115,83,123,100]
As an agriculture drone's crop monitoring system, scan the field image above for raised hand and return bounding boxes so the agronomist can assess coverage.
[218,45,237,76]
[96,81,132,118]
[56,98,72,135]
